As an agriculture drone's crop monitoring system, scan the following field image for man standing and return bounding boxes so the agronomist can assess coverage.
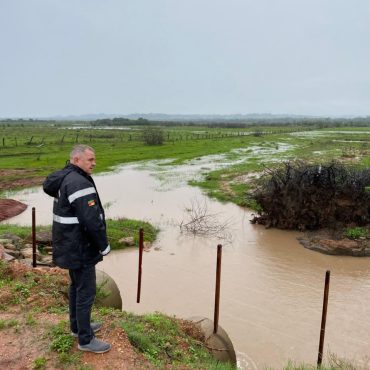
[43,144,111,353]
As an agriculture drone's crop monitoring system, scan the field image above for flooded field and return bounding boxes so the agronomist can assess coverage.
[4,155,370,369]
[290,130,370,138]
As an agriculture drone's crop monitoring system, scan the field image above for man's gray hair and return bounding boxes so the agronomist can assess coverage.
[70,144,95,160]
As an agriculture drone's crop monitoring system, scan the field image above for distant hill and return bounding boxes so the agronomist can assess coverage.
[1,113,366,123]
[44,113,318,122]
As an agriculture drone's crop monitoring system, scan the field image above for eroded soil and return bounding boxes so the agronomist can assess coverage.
[0,199,28,222]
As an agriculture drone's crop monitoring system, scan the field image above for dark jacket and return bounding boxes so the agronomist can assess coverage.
[43,163,108,269]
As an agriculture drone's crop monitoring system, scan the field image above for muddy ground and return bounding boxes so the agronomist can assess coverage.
[298,228,370,257]
[0,169,44,193]
[0,199,28,222]
[0,169,43,222]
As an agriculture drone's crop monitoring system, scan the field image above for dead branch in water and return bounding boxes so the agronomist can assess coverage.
[179,198,233,242]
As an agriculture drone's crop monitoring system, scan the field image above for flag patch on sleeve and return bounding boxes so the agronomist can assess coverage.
[88,199,96,207]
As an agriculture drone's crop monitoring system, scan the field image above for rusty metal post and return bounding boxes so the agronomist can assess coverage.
[213,244,222,333]
[32,207,37,268]
[317,270,330,367]
[136,228,144,303]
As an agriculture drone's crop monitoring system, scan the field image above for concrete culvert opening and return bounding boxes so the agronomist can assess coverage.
[188,316,236,365]
[96,269,122,310]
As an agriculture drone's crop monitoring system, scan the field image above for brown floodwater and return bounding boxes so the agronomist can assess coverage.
[4,160,370,369]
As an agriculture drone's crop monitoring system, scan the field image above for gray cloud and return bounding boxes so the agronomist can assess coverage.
[1,0,369,117]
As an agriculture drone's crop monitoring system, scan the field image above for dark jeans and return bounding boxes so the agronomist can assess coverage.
[69,265,96,345]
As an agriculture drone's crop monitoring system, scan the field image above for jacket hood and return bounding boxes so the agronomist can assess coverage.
[43,164,77,197]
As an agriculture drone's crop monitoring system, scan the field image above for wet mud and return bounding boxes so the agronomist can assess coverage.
[0,199,27,222]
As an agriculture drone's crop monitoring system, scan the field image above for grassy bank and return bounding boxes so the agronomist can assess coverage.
[0,218,158,250]
[0,259,236,369]
[0,259,358,369]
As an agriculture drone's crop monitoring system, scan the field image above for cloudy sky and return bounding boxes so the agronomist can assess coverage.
[1,0,369,118]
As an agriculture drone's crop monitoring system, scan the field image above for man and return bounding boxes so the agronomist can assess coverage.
[43,144,111,353]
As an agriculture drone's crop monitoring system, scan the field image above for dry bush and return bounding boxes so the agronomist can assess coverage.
[179,198,233,242]
[251,161,370,230]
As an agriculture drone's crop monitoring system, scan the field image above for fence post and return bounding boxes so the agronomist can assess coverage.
[213,244,222,333]
[136,228,144,303]
[32,207,37,268]
[317,270,330,367]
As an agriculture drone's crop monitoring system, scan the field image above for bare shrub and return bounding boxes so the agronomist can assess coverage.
[179,198,233,242]
[251,161,370,230]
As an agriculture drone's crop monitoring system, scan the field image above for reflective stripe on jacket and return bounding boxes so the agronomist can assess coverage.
[43,163,108,269]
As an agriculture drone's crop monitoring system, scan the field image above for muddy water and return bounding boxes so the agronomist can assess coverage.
[4,160,370,369]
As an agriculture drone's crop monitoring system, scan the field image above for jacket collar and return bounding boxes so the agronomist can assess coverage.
[66,163,90,178]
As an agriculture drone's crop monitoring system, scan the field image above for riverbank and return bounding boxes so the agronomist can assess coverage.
[0,259,236,369]
[1,258,362,370]
[0,199,27,222]
[298,227,370,256]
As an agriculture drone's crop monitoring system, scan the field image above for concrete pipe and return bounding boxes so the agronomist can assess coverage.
[96,269,122,310]
[188,316,236,365]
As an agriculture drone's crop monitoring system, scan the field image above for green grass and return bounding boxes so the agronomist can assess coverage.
[32,357,47,370]
[0,218,158,251]
[0,224,51,240]
[120,311,236,369]
[345,227,368,239]
[0,123,316,194]
[0,318,19,330]
[49,320,75,353]
[0,260,68,311]
[26,313,37,326]
[106,218,158,249]
[2,123,370,212]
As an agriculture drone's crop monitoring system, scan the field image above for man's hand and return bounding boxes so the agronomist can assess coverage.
[100,245,111,256]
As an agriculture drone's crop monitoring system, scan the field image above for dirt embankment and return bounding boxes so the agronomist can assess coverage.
[298,228,370,257]
[0,169,43,222]
[0,199,28,222]
[0,169,44,193]
[0,259,224,370]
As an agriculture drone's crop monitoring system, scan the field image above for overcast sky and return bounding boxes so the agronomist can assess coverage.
[1,0,370,118]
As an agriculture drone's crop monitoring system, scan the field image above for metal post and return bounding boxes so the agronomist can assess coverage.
[136,228,144,303]
[213,244,222,333]
[317,270,330,367]
[32,207,37,268]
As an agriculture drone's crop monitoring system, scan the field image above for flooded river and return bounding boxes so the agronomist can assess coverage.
[4,158,370,369]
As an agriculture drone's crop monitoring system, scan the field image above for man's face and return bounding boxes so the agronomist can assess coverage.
[72,149,96,175]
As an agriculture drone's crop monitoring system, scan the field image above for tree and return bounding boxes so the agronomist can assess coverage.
[141,127,164,145]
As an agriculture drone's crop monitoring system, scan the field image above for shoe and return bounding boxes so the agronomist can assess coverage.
[71,322,102,338]
[78,337,111,353]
